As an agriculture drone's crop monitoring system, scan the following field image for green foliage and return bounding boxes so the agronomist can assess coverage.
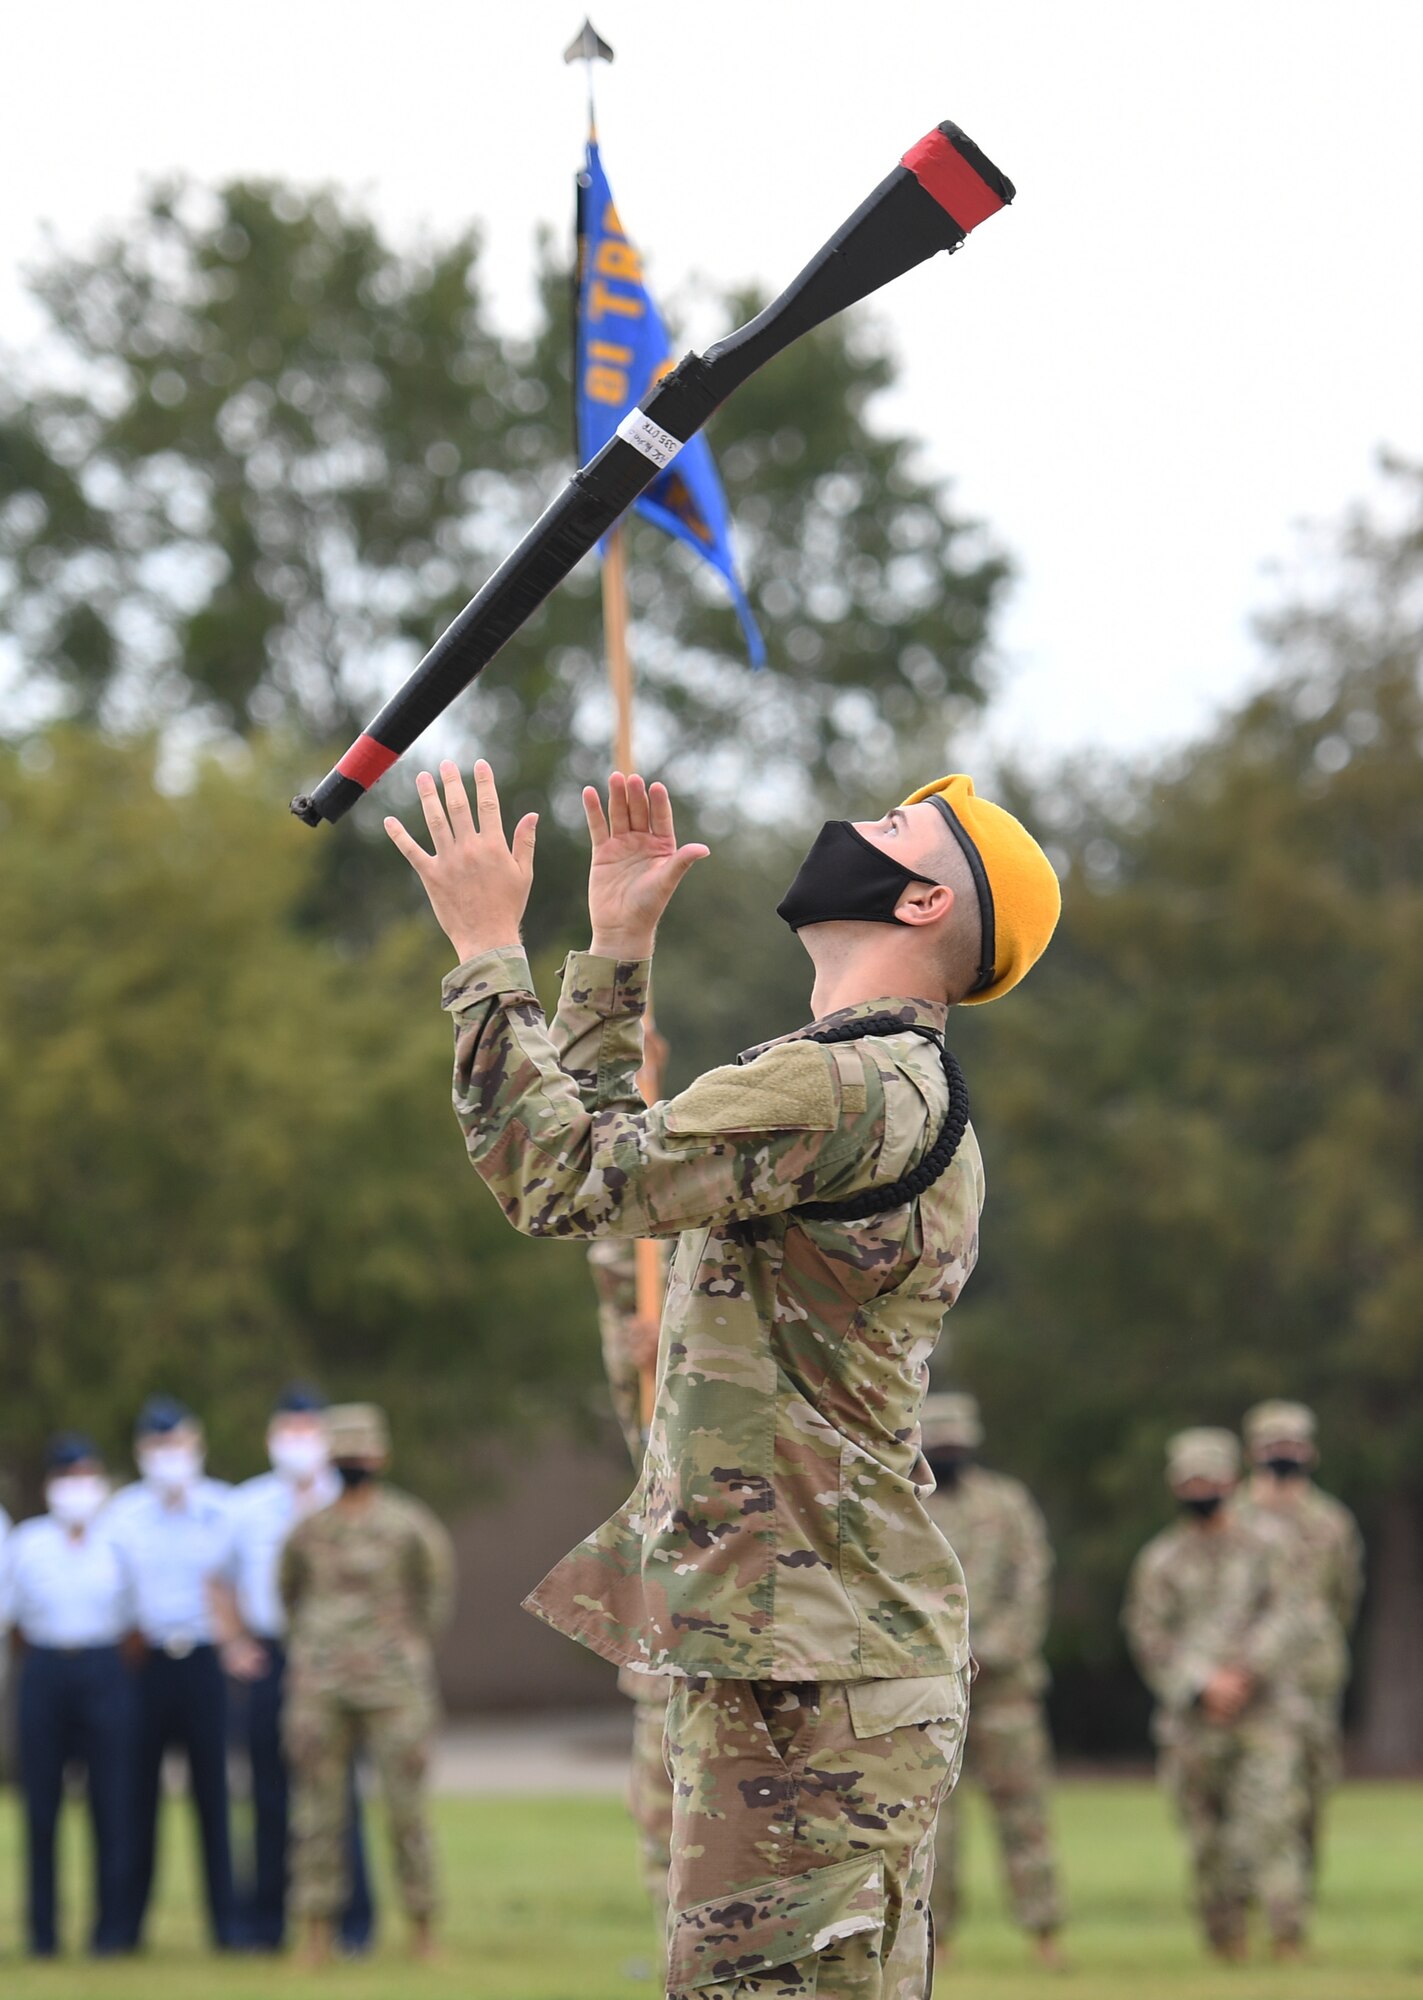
[0,731,595,1505]
[0,181,1005,810]
[949,461,1423,1692]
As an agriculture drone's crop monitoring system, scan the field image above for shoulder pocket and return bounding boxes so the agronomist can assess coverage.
[664,1042,838,1139]
[669,1852,883,1991]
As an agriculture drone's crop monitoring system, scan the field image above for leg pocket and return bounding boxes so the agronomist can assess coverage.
[669,1852,884,1994]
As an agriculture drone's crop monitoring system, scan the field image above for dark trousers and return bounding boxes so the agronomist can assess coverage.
[128,1644,236,1948]
[231,1641,374,1950]
[17,1644,133,1955]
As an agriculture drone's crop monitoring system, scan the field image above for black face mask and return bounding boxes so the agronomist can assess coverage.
[777,821,937,933]
[1262,1456,1308,1480]
[1180,1494,1224,1520]
[335,1462,376,1490]
[926,1449,972,1489]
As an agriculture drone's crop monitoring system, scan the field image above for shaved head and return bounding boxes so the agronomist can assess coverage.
[845,801,985,1004]
[924,818,985,1003]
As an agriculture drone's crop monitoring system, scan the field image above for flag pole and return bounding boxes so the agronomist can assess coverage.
[602,528,665,1428]
[567,19,665,1427]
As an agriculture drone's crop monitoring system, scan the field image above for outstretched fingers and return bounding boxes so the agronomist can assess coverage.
[384,815,431,873]
[648,780,676,844]
[415,770,453,852]
[582,784,610,847]
[471,759,504,842]
[624,773,650,834]
[665,839,711,889]
[439,760,475,838]
[513,811,539,870]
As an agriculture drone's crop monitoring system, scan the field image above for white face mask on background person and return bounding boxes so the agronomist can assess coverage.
[141,1441,203,1494]
[268,1429,329,1481]
[47,1473,110,1528]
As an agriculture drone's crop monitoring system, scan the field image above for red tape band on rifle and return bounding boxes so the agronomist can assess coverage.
[337,735,399,789]
[901,131,1005,232]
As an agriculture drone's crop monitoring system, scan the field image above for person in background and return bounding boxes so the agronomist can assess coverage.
[0,1435,135,1956]
[105,1396,238,1949]
[1123,1428,1306,1961]
[588,1237,674,1976]
[1234,1400,1364,1908]
[219,1385,375,1953]
[280,1404,455,1965]
[921,1392,1065,1969]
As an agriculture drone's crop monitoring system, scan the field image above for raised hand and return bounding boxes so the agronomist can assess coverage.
[384,760,538,963]
[583,773,709,961]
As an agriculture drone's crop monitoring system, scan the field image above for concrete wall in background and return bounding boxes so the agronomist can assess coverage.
[436,1428,633,1712]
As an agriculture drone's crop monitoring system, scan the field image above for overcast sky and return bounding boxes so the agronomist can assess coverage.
[4,0,1421,766]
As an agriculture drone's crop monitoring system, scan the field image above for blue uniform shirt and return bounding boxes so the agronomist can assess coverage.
[105,1478,234,1648]
[227,1468,339,1640]
[0,1514,135,1648]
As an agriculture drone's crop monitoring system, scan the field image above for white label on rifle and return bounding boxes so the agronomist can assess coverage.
[616,408,684,468]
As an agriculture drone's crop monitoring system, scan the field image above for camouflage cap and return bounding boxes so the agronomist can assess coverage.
[325,1402,390,1460]
[921,1391,983,1450]
[1243,1399,1316,1449]
[1166,1426,1240,1486]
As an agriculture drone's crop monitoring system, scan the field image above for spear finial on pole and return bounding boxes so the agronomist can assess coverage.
[563,17,614,138]
[565,18,663,1428]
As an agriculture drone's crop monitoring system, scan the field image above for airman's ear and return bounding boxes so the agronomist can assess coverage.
[893,881,956,928]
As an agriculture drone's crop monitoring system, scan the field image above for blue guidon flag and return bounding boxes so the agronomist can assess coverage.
[575,141,765,666]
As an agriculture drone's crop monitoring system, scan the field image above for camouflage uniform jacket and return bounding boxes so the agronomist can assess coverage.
[1122,1512,1302,1737]
[278,1486,456,1707]
[1233,1482,1364,1697]
[924,1466,1052,1699]
[442,947,985,1683]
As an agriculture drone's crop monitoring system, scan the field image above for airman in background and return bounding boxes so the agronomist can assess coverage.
[1123,1427,1307,1961]
[0,1434,135,1956]
[1234,1400,1364,1904]
[105,1396,238,1949]
[279,1403,454,1965]
[921,1392,1065,1969]
[588,1238,675,1970]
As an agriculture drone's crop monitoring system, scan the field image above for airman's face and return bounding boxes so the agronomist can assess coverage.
[1252,1439,1314,1470]
[852,801,950,879]
[1172,1475,1235,1504]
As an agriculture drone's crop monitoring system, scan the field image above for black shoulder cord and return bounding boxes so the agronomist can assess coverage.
[790,1016,971,1222]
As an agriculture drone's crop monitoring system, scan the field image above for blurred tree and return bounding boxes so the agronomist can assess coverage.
[0,175,1010,1525]
[0,180,1006,828]
[0,730,597,1511]
[950,459,1423,1763]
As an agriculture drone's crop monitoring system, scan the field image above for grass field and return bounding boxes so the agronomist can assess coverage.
[1,1781,1420,1998]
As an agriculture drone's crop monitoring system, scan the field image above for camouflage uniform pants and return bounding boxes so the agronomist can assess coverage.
[285,1689,439,1920]
[931,1692,1062,1938]
[665,1673,967,2000]
[1160,1713,1307,1950]
[1294,1694,1343,1898]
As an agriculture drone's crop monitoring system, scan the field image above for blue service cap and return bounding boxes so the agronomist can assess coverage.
[134,1394,192,1438]
[274,1381,327,1416]
[46,1430,102,1472]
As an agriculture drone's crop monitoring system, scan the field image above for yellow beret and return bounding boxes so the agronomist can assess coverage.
[901,775,1061,1004]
